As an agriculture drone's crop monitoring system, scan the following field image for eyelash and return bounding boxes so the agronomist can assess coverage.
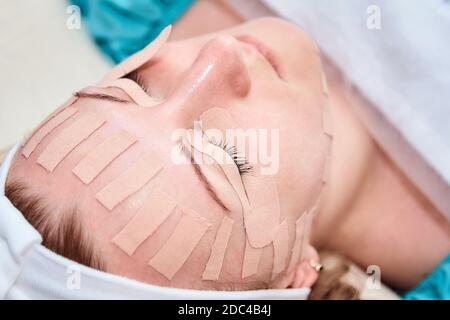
[207,136,253,176]
[125,70,150,94]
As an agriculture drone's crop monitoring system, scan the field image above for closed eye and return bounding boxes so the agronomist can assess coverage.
[124,70,151,95]
[206,136,253,176]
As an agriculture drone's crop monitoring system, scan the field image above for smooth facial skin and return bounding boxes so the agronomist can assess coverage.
[8,18,328,290]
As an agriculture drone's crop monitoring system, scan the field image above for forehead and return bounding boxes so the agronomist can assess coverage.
[14,93,223,209]
[9,93,253,285]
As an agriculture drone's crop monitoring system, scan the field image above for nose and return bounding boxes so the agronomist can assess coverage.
[163,35,251,124]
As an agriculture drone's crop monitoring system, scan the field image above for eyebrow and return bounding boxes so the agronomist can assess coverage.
[74,91,129,104]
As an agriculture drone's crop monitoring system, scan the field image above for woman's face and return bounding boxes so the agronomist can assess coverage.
[12,18,329,289]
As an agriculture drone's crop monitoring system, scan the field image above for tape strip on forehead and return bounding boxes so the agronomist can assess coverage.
[96,153,163,210]
[73,130,137,184]
[149,208,211,280]
[199,107,280,248]
[112,190,177,256]
[21,96,77,147]
[22,107,78,158]
[37,112,106,172]
[99,25,172,85]
[202,215,234,281]
[271,220,289,280]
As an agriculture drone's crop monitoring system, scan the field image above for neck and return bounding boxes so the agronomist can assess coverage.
[313,80,450,290]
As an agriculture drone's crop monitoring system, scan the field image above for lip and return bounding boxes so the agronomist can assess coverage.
[235,34,283,79]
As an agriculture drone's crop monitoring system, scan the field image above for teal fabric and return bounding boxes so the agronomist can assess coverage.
[71,0,195,63]
[403,254,450,300]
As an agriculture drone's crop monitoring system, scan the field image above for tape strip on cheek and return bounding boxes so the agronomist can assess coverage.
[322,155,332,183]
[322,101,333,138]
[242,237,263,279]
[287,212,307,272]
[96,154,163,210]
[321,71,329,96]
[37,112,106,172]
[112,190,177,256]
[200,107,237,132]
[300,202,319,259]
[271,220,289,280]
[202,216,234,281]
[22,107,78,158]
[99,25,171,84]
[149,209,211,280]
[72,130,137,184]
[102,78,159,107]
[243,176,280,248]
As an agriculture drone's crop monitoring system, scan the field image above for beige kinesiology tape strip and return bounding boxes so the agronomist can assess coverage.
[21,95,77,147]
[242,238,263,278]
[242,175,281,248]
[199,107,281,249]
[101,78,160,107]
[271,220,289,280]
[73,130,137,184]
[322,155,332,184]
[22,107,78,158]
[96,153,163,210]
[149,208,211,280]
[202,216,234,281]
[37,112,106,171]
[99,25,171,85]
[322,100,333,138]
[186,129,249,215]
[112,190,177,256]
[321,71,329,97]
[287,212,307,272]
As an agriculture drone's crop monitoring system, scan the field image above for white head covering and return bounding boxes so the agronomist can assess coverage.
[0,145,309,299]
